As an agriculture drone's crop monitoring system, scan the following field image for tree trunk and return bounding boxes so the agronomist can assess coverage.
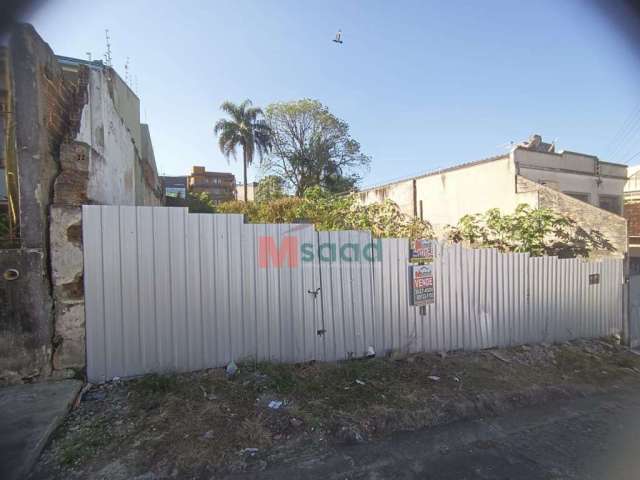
[243,147,248,202]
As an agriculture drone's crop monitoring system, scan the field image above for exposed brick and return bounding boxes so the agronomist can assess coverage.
[624,200,640,237]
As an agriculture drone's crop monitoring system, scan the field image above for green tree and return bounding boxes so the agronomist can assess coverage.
[446,204,613,257]
[217,186,432,239]
[214,99,272,202]
[264,99,370,196]
[255,175,286,203]
[187,192,216,213]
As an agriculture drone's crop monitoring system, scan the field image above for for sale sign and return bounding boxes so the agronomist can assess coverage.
[409,239,434,263]
[409,264,434,306]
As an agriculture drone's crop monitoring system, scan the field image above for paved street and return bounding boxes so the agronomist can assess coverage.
[232,385,640,479]
[0,380,81,480]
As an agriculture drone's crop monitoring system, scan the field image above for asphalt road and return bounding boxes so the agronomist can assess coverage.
[232,385,640,479]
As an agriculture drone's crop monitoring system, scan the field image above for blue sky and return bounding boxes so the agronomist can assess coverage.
[26,0,640,187]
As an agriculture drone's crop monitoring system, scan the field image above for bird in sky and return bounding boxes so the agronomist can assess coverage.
[333,29,343,44]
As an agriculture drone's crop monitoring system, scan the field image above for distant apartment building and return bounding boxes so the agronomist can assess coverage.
[189,166,236,203]
[161,167,236,204]
[236,182,258,202]
[359,135,628,257]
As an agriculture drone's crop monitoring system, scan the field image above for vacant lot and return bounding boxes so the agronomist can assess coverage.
[30,338,640,479]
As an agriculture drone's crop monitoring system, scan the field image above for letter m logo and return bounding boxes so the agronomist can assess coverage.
[258,236,299,268]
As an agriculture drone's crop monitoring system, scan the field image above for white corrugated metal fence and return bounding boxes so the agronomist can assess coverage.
[82,206,624,383]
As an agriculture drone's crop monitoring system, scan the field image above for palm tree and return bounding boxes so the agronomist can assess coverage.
[214,99,272,202]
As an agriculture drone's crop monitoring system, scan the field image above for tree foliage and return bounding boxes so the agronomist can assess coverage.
[263,99,370,196]
[217,187,432,238]
[446,204,613,258]
[255,175,286,203]
[186,192,216,214]
[214,99,272,201]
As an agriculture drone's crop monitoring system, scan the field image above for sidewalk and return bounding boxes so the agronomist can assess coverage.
[0,380,82,480]
[27,338,640,479]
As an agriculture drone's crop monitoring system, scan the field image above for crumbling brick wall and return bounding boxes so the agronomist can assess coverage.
[624,199,640,238]
[0,24,87,383]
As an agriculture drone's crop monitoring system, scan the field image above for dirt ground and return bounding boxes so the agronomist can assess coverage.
[29,337,640,479]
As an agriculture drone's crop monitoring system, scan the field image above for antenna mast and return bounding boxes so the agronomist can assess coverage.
[104,29,112,66]
[124,56,130,84]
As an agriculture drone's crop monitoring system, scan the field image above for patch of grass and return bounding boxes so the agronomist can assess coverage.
[555,348,600,372]
[58,417,113,465]
[613,354,639,369]
[238,416,272,448]
[133,374,180,394]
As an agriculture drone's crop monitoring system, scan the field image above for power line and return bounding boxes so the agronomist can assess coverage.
[610,115,640,163]
[605,100,640,161]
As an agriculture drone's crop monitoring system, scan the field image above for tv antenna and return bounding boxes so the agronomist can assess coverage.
[104,29,112,66]
[86,52,92,61]
[124,56,130,84]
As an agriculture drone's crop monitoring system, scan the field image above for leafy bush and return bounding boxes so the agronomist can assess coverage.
[187,192,216,213]
[446,204,613,258]
[217,186,433,239]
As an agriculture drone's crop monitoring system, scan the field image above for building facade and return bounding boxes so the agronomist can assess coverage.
[161,167,236,204]
[188,166,236,203]
[624,166,640,273]
[162,176,188,199]
[236,182,258,202]
[359,135,628,257]
[0,24,162,383]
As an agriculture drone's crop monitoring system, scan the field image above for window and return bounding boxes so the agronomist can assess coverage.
[165,187,186,198]
[598,195,621,215]
[564,192,590,203]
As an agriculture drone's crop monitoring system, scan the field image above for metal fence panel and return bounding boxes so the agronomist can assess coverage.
[83,206,625,383]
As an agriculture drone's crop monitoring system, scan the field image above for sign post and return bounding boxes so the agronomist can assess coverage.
[408,239,435,311]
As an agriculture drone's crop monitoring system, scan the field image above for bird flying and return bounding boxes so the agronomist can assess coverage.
[333,29,343,44]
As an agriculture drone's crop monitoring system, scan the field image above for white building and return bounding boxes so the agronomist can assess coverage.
[359,135,628,257]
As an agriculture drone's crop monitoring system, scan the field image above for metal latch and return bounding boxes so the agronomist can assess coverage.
[307,287,321,298]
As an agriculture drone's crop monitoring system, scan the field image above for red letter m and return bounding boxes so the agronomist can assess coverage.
[258,236,299,268]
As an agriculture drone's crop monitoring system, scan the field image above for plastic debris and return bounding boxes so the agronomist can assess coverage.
[268,400,283,410]
[240,447,259,456]
[199,385,218,400]
[355,379,366,385]
[453,376,460,382]
[428,375,440,382]
[203,430,215,439]
[226,360,238,377]
[366,346,376,358]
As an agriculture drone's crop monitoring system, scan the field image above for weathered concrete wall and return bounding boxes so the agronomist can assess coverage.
[75,68,137,205]
[0,25,86,383]
[360,155,538,235]
[1,24,163,383]
[514,148,627,209]
[518,176,627,258]
[359,179,414,215]
[136,124,162,206]
[0,249,52,383]
[49,206,84,372]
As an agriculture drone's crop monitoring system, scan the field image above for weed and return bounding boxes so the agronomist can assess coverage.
[238,416,272,448]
